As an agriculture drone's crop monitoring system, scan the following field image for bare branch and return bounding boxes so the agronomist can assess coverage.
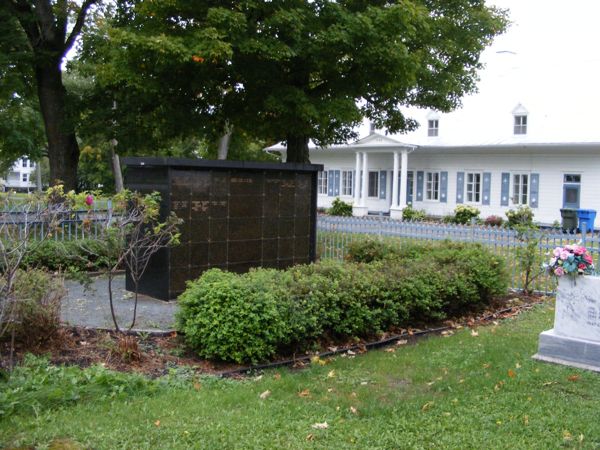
[63,0,98,57]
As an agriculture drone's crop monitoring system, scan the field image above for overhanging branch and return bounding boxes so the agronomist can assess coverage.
[63,0,97,57]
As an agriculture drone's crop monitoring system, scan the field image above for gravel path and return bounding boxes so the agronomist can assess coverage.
[61,275,178,332]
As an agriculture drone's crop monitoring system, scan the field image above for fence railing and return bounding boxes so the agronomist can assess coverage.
[316,215,600,293]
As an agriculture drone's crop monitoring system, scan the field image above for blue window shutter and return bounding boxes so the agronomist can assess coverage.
[501,173,510,206]
[482,172,491,206]
[327,170,334,196]
[416,171,424,202]
[379,171,387,199]
[440,171,448,203]
[530,173,539,208]
[407,171,413,204]
[456,172,464,204]
[334,170,341,196]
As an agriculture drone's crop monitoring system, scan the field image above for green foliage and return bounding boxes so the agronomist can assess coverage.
[513,224,543,295]
[328,198,353,217]
[402,205,427,221]
[3,270,65,348]
[453,205,480,225]
[0,355,160,418]
[506,205,535,228]
[177,241,507,363]
[484,215,504,227]
[79,1,507,161]
[21,239,113,273]
[176,269,289,364]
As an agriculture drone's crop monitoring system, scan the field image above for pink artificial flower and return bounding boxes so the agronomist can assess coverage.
[549,257,557,266]
[584,254,593,264]
[574,246,585,256]
[553,247,562,257]
[85,195,94,206]
[565,244,575,251]
[560,250,570,260]
[554,267,565,277]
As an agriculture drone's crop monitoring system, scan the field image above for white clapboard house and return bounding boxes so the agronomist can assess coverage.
[268,49,600,225]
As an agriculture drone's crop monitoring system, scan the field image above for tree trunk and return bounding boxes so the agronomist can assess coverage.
[217,125,232,160]
[35,59,80,191]
[285,135,311,163]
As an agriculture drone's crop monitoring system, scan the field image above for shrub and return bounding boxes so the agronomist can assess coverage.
[506,205,534,228]
[177,240,508,363]
[328,198,353,216]
[345,238,392,263]
[484,215,504,227]
[402,205,426,221]
[176,269,289,364]
[442,214,456,224]
[453,205,480,225]
[21,239,113,272]
[3,269,65,348]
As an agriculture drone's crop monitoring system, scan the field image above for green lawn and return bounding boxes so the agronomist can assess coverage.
[3,301,600,449]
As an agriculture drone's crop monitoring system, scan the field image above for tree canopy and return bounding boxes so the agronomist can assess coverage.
[81,0,507,162]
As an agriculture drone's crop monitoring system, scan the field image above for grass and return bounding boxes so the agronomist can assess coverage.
[2,301,600,449]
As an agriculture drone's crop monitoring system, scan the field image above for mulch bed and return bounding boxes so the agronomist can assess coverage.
[0,293,550,378]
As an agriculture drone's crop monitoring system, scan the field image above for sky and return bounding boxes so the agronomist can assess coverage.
[359,0,600,140]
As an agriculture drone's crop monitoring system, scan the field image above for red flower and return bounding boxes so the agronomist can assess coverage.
[85,195,94,206]
[578,263,587,270]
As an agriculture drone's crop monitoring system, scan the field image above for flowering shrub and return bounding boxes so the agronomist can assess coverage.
[547,244,595,277]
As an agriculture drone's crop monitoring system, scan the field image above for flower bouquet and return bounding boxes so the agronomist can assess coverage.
[546,244,595,277]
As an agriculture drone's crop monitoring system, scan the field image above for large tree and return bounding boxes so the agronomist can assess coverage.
[3,0,98,190]
[81,0,507,163]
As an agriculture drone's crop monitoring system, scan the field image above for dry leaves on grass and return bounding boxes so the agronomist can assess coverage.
[298,389,311,398]
[259,390,271,399]
[311,422,329,429]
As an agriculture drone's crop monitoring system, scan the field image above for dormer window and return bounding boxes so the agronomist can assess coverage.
[514,115,527,135]
[428,119,439,137]
[512,103,528,135]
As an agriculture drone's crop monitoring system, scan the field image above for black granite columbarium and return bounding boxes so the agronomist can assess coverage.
[122,157,323,300]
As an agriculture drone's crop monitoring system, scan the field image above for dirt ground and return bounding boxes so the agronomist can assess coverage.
[1,293,549,377]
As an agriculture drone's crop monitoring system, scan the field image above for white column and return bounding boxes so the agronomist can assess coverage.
[361,152,369,207]
[354,152,361,205]
[391,151,399,208]
[399,150,408,209]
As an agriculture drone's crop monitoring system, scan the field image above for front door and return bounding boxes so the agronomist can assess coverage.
[563,174,581,209]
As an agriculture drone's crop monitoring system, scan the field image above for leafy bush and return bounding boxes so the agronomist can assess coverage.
[176,269,289,363]
[177,240,508,363]
[402,205,426,221]
[484,215,504,227]
[442,214,456,224]
[453,205,480,225]
[21,239,113,272]
[506,205,534,228]
[2,269,65,348]
[328,198,353,216]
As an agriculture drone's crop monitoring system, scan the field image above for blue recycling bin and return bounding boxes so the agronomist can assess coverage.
[577,209,597,233]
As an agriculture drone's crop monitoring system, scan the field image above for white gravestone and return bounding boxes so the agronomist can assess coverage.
[533,276,600,372]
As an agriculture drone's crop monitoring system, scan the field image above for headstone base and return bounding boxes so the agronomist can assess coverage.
[533,329,600,373]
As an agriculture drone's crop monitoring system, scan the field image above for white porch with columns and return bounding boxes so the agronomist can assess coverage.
[352,151,369,216]
[389,149,409,219]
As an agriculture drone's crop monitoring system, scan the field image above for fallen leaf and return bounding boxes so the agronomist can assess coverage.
[396,339,408,346]
[298,389,311,398]
[306,434,314,441]
[254,375,263,382]
[563,430,572,441]
[384,348,395,353]
[259,390,271,399]
[328,346,338,352]
[273,373,281,380]
[523,415,529,425]
[312,422,329,429]
[360,381,368,385]
[350,406,358,414]
[515,363,522,369]
[421,401,434,411]
[471,330,479,337]
[459,379,465,384]
[327,388,333,393]
[327,370,336,378]
[508,369,516,378]
[193,382,201,391]
[483,363,491,369]
[154,420,161,427]
[568,374,580,382]
[542,381,557,387]
[427,381,435,386]
[351,392,357,398]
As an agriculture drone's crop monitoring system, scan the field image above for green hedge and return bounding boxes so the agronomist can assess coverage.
[176,241,508,363]
[20,239,112,272]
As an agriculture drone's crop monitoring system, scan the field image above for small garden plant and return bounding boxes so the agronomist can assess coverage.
[328,198,353,216]
[402,205,426,221]
[452,205,480,224]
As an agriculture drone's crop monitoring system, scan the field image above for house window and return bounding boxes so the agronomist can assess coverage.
[317,171,328,195]
[341,170,353,196]
[514,115,527,135]
[22,173,28,183]
[512,174,529,205]
[23,158,30,168]
[428,120,439,137]
[425,172,440,201]
[368,171,379,197]
[466,172,482,203]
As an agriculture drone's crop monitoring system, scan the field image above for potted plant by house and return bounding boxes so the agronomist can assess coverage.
[534,244,600,371]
